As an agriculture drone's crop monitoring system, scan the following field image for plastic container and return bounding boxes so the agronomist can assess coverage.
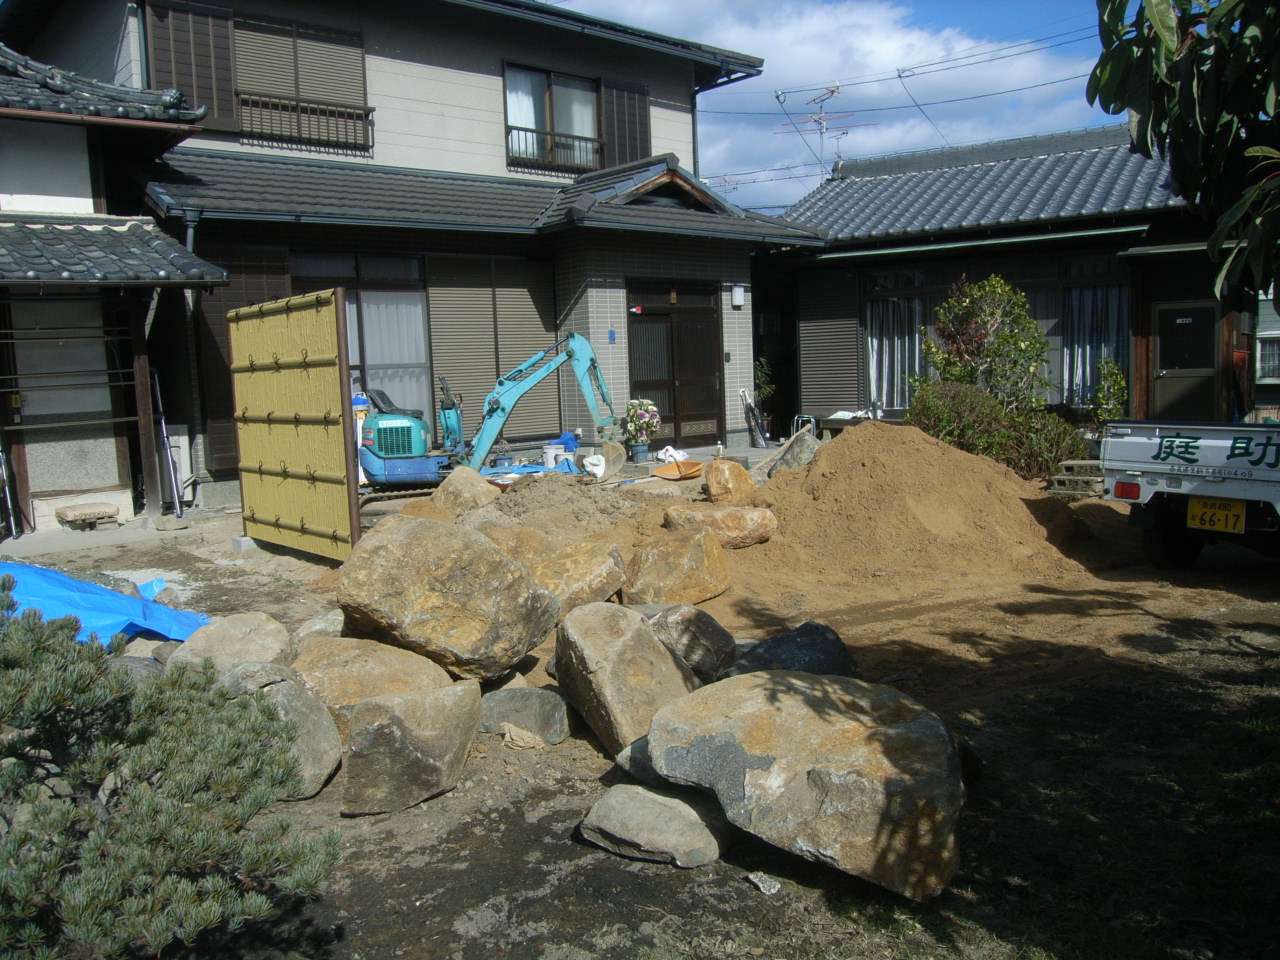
[541,444,564,467]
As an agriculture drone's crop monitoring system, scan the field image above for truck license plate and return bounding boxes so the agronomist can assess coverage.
[1187,497,1245,534]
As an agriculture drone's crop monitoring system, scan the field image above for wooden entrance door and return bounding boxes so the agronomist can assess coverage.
[627,281,723,447]
[1151,302,1218,419]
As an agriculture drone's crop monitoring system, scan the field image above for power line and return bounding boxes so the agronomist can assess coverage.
[701,72,1091,118]
[898,70,951,146]
[704,28,1096,100]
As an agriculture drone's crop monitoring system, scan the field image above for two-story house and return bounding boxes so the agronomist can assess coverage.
[0,38,227,533]
[2,0,820,511]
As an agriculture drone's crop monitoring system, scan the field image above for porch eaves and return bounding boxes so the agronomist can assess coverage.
[0,214,229,286]
[785,124,1186,243]
[144,149,825,247]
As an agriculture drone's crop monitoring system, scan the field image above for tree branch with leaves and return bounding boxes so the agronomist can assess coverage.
[1088,0,1280,296]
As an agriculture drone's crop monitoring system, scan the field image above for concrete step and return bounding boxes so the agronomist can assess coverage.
[1048,472,1104,500]
[1058,459,1103,476]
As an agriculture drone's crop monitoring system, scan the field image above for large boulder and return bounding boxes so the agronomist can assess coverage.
[400,497,455,522]
[338,515,559,680]
[480,522,626,618]
[622,529,731,606]
[580,784,734,868]
[291,609,347,647]
[748,428,822,485]
[555,603,699,756]
[525,542,626,618]
[641,604,736,684]
[647,671,964,900]
[291,635,453,743]
[663,503,778,549]
[218,661,341,800]
[166,612,292,673]
[704,459,755,503]
[433,465,500,516]
[341,680,481,816]
[479,687,572,744]
[725,621,861,680]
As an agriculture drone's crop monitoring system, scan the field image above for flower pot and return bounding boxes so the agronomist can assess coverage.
[627,442,650,463]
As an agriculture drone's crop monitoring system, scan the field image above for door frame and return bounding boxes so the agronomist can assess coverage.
[1150,299,1220,420]
[625,278,725,447]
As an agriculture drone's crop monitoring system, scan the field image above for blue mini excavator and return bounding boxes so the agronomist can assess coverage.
[358,332,625,491]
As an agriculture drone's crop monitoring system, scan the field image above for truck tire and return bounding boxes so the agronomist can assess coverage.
[1141,519,1203,569]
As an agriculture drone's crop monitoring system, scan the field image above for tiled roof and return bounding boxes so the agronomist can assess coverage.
[146,149,824,246]
[536,154,820,244]
[0,41,206,123]
[785,125,1186,242]
[147,150,562,232]
[0,215,228,286]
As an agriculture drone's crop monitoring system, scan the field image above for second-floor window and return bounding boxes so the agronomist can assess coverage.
[146,2,372,150]
[505,65,601,173]
[234,18,371,149]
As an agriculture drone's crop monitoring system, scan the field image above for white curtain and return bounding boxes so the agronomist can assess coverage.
[505,67,543,159]
[1063,285,1128,407]
[355,291,431,417]
[866,297,923,411]
[552,76,596,167]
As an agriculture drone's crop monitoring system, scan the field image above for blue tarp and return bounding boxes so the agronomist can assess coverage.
[0,562,210,646]
[478,459,581,477]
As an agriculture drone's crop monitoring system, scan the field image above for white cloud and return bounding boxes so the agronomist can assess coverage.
[559,0,1113,210]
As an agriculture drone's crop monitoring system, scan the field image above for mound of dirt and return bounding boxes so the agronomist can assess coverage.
[463,472,661,538]
[736,420,1089,590]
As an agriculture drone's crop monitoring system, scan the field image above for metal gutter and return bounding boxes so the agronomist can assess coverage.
[815,224,1151,260]
[441,0,762,81]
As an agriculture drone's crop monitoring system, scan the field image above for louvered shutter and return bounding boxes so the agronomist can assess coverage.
[601,79,651,167]
[146,1,235,129]
[428,260,498,440]
[296,28,366,107]
[494,261,559,441]
[797,272,866,414]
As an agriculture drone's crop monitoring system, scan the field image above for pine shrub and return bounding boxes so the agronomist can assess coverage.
[0,574,339,959]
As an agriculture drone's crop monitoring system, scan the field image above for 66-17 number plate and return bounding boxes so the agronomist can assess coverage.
[1187,497,1245,534]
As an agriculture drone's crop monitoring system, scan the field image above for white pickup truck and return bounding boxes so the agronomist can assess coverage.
[1101,420,1280,568]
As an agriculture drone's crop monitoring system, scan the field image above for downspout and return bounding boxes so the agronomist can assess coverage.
[180,207,211,495]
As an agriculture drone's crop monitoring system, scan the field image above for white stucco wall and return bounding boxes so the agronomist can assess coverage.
[151,0,700,176]
[0,120,94,214]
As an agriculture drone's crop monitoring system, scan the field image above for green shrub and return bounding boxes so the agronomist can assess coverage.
[905,380,1011,459]
[907,381,1086,481]
[1091,357,1129,425]
[0,575,339,959]
[921,275,1051,413]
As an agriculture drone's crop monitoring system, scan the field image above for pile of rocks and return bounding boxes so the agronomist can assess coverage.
[120,445,963,901]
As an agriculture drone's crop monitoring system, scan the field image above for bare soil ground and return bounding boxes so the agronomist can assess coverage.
[26,423,1280,960]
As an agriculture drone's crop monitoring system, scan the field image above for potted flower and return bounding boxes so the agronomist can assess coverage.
[622,398,661,462]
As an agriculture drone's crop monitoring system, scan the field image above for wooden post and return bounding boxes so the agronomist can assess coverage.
[130,297,162,519]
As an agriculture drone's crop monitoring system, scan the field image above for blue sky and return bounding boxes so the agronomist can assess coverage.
[559,0,1118,210]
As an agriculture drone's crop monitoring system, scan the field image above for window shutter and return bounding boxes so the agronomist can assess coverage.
[146,2,236,129]
[797,272,866,414]
[494,261,559,441]
[233,19,296,99]
[296,29,366,107]
[428,259,499,438]
[601,79,651,168]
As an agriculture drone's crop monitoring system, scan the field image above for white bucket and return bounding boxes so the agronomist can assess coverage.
[554,452,574,466]
[541,444,564,467]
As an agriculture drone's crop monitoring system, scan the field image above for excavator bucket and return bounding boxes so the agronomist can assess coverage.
[599,439,627,482]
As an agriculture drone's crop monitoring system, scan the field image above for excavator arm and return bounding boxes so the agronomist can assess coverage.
[462,332,620,471]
